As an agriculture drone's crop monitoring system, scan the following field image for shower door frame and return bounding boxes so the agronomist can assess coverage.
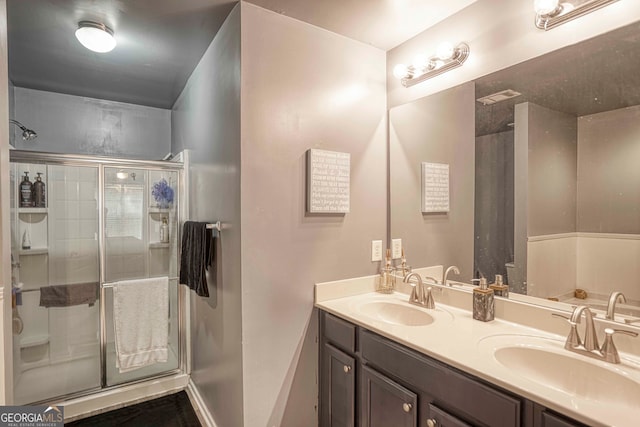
[9,150,187,404]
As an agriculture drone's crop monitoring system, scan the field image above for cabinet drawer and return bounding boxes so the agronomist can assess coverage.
[360,330,521,427]
[322,312,357,354]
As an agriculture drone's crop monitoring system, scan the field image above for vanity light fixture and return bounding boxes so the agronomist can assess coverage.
[393,42,470,88]
[534,0,619,30]
[75,21,117,53]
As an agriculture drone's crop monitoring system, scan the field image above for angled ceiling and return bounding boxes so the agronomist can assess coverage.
[7,0,478,109]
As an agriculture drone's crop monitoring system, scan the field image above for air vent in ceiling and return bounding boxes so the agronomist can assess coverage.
[476,89,522,106]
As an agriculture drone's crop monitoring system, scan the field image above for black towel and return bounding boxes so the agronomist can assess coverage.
[39,282,99,308]
[179,221,215,297]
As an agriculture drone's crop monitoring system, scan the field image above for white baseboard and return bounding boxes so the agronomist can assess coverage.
[186,379,217,427]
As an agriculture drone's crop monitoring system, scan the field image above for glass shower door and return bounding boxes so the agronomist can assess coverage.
[103,167,180,386]
[11,163,101,404]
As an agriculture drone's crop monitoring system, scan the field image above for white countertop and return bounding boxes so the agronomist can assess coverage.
[315,274,640,427]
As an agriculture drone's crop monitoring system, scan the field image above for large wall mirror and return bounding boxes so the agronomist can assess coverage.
[390,21,640,319]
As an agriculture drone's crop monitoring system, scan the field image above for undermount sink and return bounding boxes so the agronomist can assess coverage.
[478,334,640,409]
[354,297,452,327]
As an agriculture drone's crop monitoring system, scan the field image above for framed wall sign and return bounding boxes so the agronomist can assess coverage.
[422,162,450,213]
[306,149,350,214]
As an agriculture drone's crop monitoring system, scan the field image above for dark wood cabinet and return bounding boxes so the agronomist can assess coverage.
[321,342,356,427]
[361,365,417,427]
[319,310,587,427]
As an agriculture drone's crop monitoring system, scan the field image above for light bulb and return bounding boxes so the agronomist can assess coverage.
[393,64,410,79]
[534,0,560,15]
[435,43,455,61]
[75,21,116,53]
[412,54,429,72]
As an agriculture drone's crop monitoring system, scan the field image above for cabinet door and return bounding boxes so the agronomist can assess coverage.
[322,343,356,427]
[426,404,472,427]
[361,365,417,427]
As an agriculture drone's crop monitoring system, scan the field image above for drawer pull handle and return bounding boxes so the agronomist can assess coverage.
[402,403,412,413]
[426,419,437,427]
[343,365,351,373]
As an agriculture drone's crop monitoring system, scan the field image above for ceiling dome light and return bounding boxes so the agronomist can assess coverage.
[75,21,116,53]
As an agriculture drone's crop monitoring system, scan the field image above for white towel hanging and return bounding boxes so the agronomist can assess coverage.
[112,276,169,373]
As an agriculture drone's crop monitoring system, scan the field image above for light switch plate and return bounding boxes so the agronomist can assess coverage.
[391,239,402,259]
[371,240,383,262]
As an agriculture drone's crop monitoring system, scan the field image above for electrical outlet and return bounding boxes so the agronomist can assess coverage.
[371,240,383,262]
[391,238,402,259]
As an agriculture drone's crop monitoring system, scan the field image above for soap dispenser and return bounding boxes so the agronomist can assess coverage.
[396,248,411,277]
[378,249,395,294]
[489,274,509,298]
[473,277,494,322]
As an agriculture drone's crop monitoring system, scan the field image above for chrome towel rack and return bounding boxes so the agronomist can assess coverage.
[206,221,222,232]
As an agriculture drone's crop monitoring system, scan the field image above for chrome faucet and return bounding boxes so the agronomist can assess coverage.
[553,305,638,363]
[403,273,435,309]
[606,291,626,320]
[442,265,460,286]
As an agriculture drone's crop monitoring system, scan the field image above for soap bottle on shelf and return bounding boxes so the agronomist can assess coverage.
[19,172,33,207]
[21,228,31,250]
[489,274,509,298]
[160,217,169,243]
[32,172,46,208]
[378,249,395,294]
[473,277,494,322]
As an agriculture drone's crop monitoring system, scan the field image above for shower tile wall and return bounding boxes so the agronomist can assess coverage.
[49,166,99,285]
[48,166,100,362]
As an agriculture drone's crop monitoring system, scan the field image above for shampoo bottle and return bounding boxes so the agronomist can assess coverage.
[473,277,494,322]
[33,172,46,208]
[160,217,169,243]
[19,172,33,208]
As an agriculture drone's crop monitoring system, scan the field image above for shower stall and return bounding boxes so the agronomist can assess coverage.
[9,150,185,405]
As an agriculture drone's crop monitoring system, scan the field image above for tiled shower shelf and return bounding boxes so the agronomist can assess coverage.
[148,207,172,214]
[20,334,50,349]
[18,248,48,256]
[18,207,48,214]
[149,242,170,249]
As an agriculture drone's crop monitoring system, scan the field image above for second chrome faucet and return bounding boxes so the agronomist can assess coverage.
[554,305,638,364]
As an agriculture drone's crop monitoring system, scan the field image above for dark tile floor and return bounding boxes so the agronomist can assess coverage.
[65,391,201,427]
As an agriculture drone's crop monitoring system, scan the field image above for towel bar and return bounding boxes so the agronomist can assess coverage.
[102,277,179,288]
[206,221,222,232]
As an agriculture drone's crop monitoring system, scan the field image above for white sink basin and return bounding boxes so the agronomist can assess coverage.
[478,334,640,410]
[353,297,452,327]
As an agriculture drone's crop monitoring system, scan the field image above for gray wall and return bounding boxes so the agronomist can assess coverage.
[171,5,244,427]
[475,130,514,280]
[514,102,577,293]
[389,82,475,281]
[13,87,171,159]
[240,3,387,426]
[526,103,577,237]
[577,105,640,234]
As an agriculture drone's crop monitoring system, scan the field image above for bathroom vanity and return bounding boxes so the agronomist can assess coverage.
[315,275,640,427]
[320,311,583,427]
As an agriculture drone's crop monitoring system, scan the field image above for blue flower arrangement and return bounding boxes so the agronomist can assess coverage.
[152,178,174,209]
